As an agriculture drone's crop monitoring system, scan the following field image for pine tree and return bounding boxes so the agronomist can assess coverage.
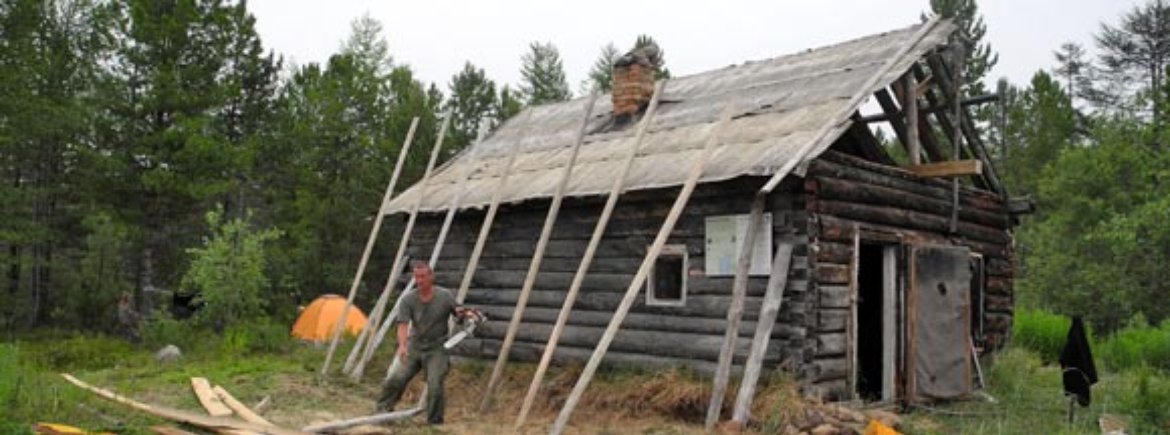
[497,85,524,122]
[923,0,998,95]
[519,41,571,105]
[343,12,392,76]
[582,43,620,93]
[447,62,499,149]
[1053,42,1090,109]
[633,35,671,79]
[1094,0,1170,127]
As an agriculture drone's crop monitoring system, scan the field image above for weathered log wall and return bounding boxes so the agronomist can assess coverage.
[803,150,1014,396]
[402,177,812,376]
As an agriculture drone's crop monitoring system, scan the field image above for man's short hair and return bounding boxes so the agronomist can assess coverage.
[411,261,431,272]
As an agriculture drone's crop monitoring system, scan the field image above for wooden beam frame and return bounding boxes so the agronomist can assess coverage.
[353,121,489,379]
[761,17,942,194]
[320,117,420,376]
[340,111,451,376]
[911,63,993,191]
[705,195,766,429]
[893,75,946,163]
[515,82,667,429]
[925,52,1005,196]
[903,73,920,165]
[729,243,794,425]
[907,160,983,178]
[479,94,600,411]
[856,94,999,123]
[551,101,736,435]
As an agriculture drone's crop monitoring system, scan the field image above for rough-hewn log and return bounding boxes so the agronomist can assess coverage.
[465,338,731,376]
[812,199,1010,245]
[818,285,851,309]
[474,305,803,339]
[908,160,983,178]
[465,290,766,323]
[817,309,849,332]
[986,294,1011,312]
[807,358,848,381]
[809,154,1005,211]
[815,214,1011,259]
[472,321,783,363]
[810,175,1008,229]
[817,333,847,357]
[814,264,851,285]
[814,241,853,264]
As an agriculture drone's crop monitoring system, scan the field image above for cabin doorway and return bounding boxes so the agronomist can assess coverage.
[854,242,898,401]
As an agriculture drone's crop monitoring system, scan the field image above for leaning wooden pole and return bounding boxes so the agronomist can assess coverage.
[704,195,766,429]
[320,117,420,376]
[515,82,666,429]
[730,243,794,425]
[550,101,736,435]
[341,111,451,375]
[352,123,489,379]
[479,94,599,412]
[760,16,941,195]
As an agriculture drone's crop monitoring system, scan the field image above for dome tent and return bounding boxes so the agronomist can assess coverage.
[291,295,367,342]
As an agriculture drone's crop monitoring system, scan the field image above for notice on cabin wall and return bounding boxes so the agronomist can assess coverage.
[704,213,772,277]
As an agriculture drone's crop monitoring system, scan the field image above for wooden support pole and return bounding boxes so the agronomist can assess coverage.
[893,77,945,163]
[320,118,420,376]
[341,111,450,376]
[550,101,736,435]
[848,226,860,396]
[453,114,535,306]
[904,73,920,165]
[925,53,1005,196]
[760,17,942,194]
[950,43,965,233]
[481,94,599,412]
[705,194,766,429]
[352,122,489,379]
[515,83,666,429]
[730,243,794,425]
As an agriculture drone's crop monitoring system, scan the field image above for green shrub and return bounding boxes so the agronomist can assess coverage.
[20,334,140,371]
[182,207,280,331]
[141,312,203,352]
[1119,366,1170,433]
[1097,318,1170,372]
[1012,309,1072,364]
[219,319,293,355]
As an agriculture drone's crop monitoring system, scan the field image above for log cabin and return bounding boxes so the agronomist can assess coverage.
[380,18,1019,403]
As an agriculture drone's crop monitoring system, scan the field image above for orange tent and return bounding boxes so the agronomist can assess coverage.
[291,294,368,341]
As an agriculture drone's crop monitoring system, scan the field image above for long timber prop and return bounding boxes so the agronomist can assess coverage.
[704,195,766,429]
[341,111,451,375]
[515,81,666,428]
[730,243,794,425]
[351,124,491,379]
[320,117,420,376]
[479,94,600,412]
[550,101,737,435]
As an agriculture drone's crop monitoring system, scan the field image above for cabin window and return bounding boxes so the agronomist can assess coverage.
[647,244,688,306]
[970,254,986,346]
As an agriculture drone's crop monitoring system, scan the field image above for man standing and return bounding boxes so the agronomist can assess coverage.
[376,262,473,425]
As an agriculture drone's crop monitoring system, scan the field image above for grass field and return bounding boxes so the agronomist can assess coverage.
[1,332,1168,434]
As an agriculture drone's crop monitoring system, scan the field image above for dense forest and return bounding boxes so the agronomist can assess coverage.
[0,0,1167,339]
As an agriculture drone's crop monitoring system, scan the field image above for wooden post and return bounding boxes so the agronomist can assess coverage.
[730,243,794,425]
[320,118,420,376]
[704,195,766,429]
[550,101,736,435]
[950,43,965,233]
[341,111,451,375]
[352,122,489,379]
[904,73,920,165]
[848,226,861,396]
[515,82,666,429]
[760,17,941,195]
[454,109,537,306]
[479,94,599,413]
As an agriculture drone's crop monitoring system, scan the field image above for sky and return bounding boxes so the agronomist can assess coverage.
[249,0,1139,94]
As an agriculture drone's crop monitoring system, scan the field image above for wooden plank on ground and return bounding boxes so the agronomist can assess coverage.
[515,81,666,430]
[550,101,736,435]
[190,378,233,418]
[907,160,982,178]
[213,385,273,426]
[480,93,599,413]
[61,374,306,435]
[320,117,420,376]
[730,243,794,425]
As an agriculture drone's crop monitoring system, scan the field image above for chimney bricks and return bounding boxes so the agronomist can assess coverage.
[612,44,660,121]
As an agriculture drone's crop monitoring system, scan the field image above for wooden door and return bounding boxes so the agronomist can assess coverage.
[906,244,972,401]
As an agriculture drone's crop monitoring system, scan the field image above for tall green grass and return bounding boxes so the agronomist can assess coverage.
[1014,308,1170,373]
[1012,308,1072,363]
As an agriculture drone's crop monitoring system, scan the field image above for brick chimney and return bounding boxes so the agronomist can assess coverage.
[611,44,660,122]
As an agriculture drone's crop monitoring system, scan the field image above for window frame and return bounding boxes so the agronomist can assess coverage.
[646,244,688,307]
